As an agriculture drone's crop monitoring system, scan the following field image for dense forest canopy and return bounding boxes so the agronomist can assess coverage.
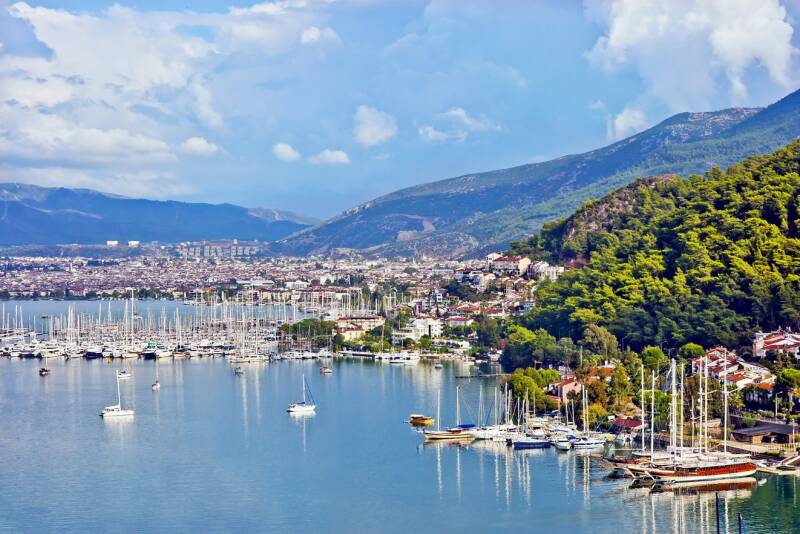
[513,140,800,353]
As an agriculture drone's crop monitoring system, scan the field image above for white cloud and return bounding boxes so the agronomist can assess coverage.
[180,137,219,156]
[0,0,339,198]
[309,148,350,165]
[438,107,499,132]
[354,105,397,147]
[589,99,606,111]
[417,107,498,143]
[300,26,340,44]
[273,142,301,161]
[606,106,647,140]
[0,120,175,165]
[417,125,450,142]
[585,0,797,110]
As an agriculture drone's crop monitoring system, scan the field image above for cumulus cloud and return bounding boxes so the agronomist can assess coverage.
[606,106,647,140]
[273,142,301,161]
[417,125,452,142]
[354,105,397,147]
[439,107,500,132]
[309,148,350,165]
[300,26,340,44]
[585,0,797,111]
[0,0,340,197]
[417,107,499,143]
[180,137,219,156]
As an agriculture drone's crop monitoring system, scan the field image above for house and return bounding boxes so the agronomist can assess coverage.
[753,330,800,359]
[335,315,385,331]
[392,316,443,343]
[743,382,774,409]
[444,316,474,328]
[337,327,366,342]
[528,261,565,281]
[548,378,582,404]
[488,256,531,276]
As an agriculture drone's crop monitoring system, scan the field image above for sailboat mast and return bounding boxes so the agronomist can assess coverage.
[455,386,460,426]
[437,390,441,431]
[641,363,645,453]
[650,370,655,458]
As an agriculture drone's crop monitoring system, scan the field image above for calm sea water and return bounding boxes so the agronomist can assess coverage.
[1,356,799,532]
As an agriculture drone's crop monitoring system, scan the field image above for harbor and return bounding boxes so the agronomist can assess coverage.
[1,352,799,533]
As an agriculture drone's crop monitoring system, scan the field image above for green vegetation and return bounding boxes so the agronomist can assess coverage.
[520,141,800,352]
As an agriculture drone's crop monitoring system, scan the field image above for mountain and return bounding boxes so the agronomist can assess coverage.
[279,88,800,257]
[0,184,316,246]
[519,140,800,352]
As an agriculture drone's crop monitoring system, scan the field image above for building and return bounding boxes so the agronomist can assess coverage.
[335,315,385,331]
[127,240,140,248]
[106,240,119,247]
[753,330,800,359]
[392,317,443,343]
[528,261,564,281]
[548,378,582,404]
[489,256,531,276]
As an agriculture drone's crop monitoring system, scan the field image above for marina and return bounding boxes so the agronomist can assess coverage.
[1,352,799,532]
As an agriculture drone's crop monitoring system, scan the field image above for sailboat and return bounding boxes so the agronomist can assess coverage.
[422,388,475,442]
[287,374,316,413]
[151,359,161,391]
[100,375,134,417]
[572,387,605,450]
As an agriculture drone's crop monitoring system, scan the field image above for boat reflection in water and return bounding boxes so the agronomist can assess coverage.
[648,477,758,495]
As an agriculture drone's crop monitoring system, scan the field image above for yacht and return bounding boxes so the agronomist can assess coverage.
[100,376,134,418]
[287,374,316,414]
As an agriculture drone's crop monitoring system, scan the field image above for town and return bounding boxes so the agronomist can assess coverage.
[4,243,800,456]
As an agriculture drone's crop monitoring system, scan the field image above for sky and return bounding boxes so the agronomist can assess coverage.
[1,0,799,219]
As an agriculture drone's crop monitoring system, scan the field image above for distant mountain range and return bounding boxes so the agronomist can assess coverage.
[277,88,800,257]
[0,184,316,246]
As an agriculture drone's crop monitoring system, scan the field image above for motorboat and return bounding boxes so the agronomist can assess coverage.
[116,369,131,380]
[409,414,435,427]
[320,366,333,375]
[38,367,50,376]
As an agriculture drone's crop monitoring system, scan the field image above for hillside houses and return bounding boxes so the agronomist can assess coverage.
[753,330,800,358]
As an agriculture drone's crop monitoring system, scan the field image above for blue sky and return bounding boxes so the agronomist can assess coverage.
[1,0,799,218]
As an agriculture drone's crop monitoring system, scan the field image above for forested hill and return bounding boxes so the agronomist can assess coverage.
[518,141,800,353]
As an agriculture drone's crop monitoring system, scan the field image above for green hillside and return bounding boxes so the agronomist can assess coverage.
[517,141,800,352]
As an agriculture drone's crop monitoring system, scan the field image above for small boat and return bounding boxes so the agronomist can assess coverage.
[409,414,435,427]
[433,363,444,370]
[100,375,134,418]
[116,369,131,380]
[320,366,333,375]
[38,367,50,376]
[287,374,316,413]
[151,359,161,390]
[234,366,244,376]
[512,435,551,450]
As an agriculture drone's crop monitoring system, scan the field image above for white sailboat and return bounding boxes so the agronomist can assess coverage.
[100,375,134,418]
[287,374,316,413]
[151,359,161,391]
